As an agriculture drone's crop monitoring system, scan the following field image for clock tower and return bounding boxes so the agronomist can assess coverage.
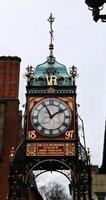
[8,14,92,200]
[25,14,77,165]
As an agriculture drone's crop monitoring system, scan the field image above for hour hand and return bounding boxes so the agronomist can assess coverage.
[51,108,64,118]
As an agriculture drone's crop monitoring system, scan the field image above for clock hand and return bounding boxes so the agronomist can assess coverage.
[44,104,52,118]
[51,108,64,118]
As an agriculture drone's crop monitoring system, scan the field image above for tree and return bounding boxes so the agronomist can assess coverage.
[39,182,70,200]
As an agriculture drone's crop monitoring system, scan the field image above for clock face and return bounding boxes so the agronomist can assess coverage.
[30,98,72,137]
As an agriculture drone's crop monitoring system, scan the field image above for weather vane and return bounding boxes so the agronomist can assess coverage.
[48,13,55,53]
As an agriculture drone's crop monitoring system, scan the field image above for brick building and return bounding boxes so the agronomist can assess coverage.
[0,56,43,200]
[0,56,22,200]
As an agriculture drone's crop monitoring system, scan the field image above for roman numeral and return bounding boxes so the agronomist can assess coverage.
[62,122,68,127]
[32,115,37,119]
[33,122,39,127]
[40,127,45,133]
[50,99,54,105]
[65,115,70,118]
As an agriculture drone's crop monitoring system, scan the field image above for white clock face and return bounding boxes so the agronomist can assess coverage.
[30,98,72,137]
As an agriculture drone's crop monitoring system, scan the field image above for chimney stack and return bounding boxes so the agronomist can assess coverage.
[0,56,21,98]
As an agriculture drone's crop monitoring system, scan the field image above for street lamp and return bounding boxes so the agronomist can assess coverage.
[85,0,106,22]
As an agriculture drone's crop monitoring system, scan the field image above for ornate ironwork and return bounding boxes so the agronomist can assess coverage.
[24,66,34,81]
[70,65,78,85]
[48,13,55,51]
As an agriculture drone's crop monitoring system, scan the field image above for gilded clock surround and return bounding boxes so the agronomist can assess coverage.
[28,96,74,112]
[27,96,75,140]
[30,97,72,137]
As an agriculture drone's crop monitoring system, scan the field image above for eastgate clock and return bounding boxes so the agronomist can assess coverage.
[30,98,72,137]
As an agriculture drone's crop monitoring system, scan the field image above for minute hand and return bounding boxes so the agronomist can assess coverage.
[44,104,52,118]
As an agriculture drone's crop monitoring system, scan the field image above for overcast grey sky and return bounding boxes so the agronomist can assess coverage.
[0,0,106,167]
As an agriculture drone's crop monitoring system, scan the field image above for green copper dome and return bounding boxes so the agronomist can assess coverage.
[29,56,72,86]
[34,59,69,78]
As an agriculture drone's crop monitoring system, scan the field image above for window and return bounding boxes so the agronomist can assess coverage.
[96,192,106,200]
[98,196,106,200]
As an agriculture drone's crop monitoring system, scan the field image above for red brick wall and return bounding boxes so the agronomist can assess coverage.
[0,56,21,98]
[0,56,22,200]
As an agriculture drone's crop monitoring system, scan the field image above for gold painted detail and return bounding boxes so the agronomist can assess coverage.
[24,66,34,80]
[28,96,74,111]
[65,130,74,139]
[26,143,76,157]
[9,147,15,161]
[46,75,57,85]
[28,97,43,111]
[66,143,75,156]
[69,65,78,79]
[47,87,55,93]
[26,143,36,156]
[59,97,74,110]
[28,130,36,139]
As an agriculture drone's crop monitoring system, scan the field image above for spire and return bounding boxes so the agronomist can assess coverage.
[25,14,74,87]
[100,119,106,173]
[47,13,55,63]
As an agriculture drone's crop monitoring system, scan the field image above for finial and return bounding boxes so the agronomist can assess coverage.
[70,66,78,78]
[70,65,78,85]
[24,66,34,81]
[48,13,55,57]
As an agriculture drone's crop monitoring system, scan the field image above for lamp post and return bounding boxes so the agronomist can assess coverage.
[85,0,106,22]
